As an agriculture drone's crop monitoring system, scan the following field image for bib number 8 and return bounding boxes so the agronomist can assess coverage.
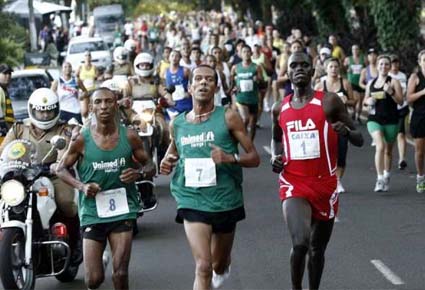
[109,198,116,211]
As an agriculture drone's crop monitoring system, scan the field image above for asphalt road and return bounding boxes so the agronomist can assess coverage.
[30,114,424,290]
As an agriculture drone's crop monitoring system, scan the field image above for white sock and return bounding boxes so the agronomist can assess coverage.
[383,171,390,179]
[377,174,384,180]
[417,175,425,181]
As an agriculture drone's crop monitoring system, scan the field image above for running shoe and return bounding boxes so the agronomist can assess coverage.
[374,179,385,192]
[383,176,390,192]
[417,178,425,194]
[398,160,407,170]
[212,265,231,289]
[336,179,345,193]
[103,250,110,271]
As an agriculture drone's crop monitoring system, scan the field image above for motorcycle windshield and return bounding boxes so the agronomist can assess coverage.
[0,139,38,178]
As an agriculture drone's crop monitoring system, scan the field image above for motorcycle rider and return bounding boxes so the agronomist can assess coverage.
[126,52,169,210]
[113,46,133,77]
[124,38,138,66]
[0,88,82,265]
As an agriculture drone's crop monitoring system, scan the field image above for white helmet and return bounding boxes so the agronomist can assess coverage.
[28,88,60,130]
[113,46,128,64]
[134,52,154,77]
[124,39,137,52]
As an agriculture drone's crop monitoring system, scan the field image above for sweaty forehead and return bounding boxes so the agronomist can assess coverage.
[193,66,215,77]
[92,89,116,101]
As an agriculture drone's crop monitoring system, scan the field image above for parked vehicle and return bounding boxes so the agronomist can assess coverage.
[9,69,54,120]
[93,4,124,47]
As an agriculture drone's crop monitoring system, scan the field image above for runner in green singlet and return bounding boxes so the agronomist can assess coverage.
[56,87,154,290]
[160,65,260,290]
[230,45,263,140]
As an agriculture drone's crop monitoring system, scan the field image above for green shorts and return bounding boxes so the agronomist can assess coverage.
[367,121,398,143]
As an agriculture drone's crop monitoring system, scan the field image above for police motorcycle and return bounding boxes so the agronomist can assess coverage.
[131,53,169,173]
[0,136,79,290]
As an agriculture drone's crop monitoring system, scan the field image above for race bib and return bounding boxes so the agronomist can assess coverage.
[172,85,186,101]
[371,91,385,100]
[351,64,362,74]
[184,158,217,187]
[288,130,320,160]
[95,188,129,218]
[149,31,157,39]
[240,79,253,92]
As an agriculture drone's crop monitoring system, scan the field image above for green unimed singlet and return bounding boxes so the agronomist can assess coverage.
[170,106,243,212]
[235,62,259,105]
[77,125,138,226]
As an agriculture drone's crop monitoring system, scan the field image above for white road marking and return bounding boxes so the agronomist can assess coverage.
[263,145,271,155]
[370,259,405,285]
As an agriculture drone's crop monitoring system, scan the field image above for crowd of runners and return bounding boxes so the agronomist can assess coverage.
[0,7,424,290]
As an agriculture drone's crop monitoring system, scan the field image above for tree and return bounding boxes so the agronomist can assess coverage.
[0,10,26,65]
[369,0,422,71]
[274,0,317,37]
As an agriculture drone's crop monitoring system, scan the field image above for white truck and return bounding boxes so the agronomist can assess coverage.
[92,4,124,47]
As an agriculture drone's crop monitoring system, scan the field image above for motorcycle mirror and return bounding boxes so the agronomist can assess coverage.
[50,136,66,150]
[166,85,175,94]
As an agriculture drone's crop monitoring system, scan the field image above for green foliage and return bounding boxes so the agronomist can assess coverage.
[274,0,317,37]
[369,0,420,52]
[309,0,350,38]
[0,13,26,65]
[369,0,421,70]
[133,0,196,17]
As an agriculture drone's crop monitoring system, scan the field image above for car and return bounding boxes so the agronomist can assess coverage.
[62,36,112,71]
[8,69,53,120]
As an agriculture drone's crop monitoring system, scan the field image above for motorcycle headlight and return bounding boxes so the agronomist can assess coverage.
[1,180,26,206]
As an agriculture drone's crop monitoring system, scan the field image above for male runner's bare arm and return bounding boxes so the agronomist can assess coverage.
[323,93,364,147]
[125,128,156,182]
[56,134,101,197]
[224,108,260,167]
[160,120,179,175]
[270,101,284,173]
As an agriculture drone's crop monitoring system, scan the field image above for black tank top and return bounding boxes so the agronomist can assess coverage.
[413,70,425,112]
[368,76,398,125]
[323,78,348,100]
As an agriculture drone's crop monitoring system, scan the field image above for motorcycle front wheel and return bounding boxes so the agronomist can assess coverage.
[0,228,35,290]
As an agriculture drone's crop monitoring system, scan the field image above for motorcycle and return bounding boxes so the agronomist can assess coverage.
[0,137,80,290]
[131,94,164,213]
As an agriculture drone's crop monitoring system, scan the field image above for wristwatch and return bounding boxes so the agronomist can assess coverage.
[233,153,240,163]
[138,169,146,179]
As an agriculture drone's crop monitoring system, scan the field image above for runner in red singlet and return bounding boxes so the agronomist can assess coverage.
[270,52,364,290]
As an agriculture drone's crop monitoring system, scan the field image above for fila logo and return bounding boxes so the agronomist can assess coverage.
[286,119,316,131]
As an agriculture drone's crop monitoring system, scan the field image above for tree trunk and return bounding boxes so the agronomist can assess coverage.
[28,0,38,51]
